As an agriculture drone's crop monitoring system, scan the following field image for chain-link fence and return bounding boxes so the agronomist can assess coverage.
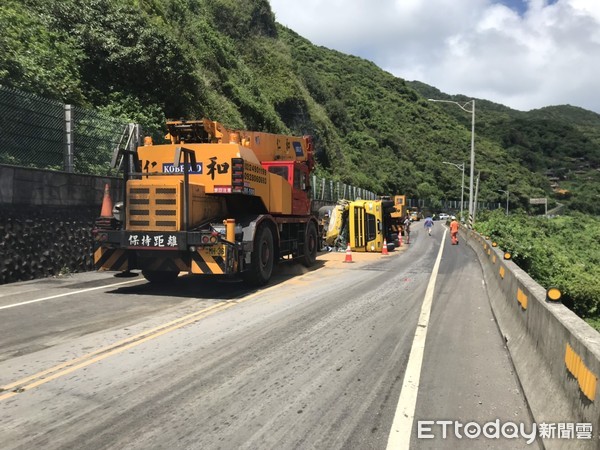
[0,86,64,169]
[0,85,378,202]
[406,198,501,212]
[311,176,377,202]
[71,105,129,174]
[0,85,127,174]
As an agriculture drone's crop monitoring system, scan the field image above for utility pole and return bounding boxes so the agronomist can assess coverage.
[498,189,509,215]
[442,161,465,222]
[429,98,475,227]
[473,171,480,223]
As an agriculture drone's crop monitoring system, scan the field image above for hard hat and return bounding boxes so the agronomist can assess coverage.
[451,216,456,220]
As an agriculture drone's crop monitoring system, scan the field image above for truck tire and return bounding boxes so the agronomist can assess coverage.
[302,221,318,267]
[242,224,274,286]
[142,270,179,284]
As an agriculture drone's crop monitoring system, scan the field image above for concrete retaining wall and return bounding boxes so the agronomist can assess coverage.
[0,165,121,284]
[0,165,331,284]
[462,227,600,449]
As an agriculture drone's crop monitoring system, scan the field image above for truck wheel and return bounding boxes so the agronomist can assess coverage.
[302,221,318,267]
[242,224,274,286]
[142,270,180,284]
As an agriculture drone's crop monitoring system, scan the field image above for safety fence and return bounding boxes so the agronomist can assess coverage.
[311,177,377,203]
[0,85,127,174]
[0,86,377,203]
[406,198,501,213]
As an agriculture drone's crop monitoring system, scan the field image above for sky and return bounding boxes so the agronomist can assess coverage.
[268,0,600,114]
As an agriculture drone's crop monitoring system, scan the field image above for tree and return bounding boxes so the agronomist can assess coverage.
[0,1,84,103]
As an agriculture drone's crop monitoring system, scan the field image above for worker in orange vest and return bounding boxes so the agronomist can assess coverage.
[449,216,460,245]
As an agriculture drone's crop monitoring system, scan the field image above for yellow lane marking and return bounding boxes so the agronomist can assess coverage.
[0,278,285,401]
[0,301,237,401]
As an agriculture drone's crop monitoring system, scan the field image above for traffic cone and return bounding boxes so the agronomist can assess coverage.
[382,239,389,255]
[100,183,114,218]
[398,234,403,246]
[343,243,354,263]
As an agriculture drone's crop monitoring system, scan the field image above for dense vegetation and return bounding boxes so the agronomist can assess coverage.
[2,0,599,321]
[475,211,600,327]
[1,0,599,213]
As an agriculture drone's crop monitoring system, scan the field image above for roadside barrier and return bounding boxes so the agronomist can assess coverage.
[461,227,600,450]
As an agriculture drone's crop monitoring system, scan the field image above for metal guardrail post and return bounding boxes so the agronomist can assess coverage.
[129,123,141,176]
[64,105,74,173]
[134,124,143,149]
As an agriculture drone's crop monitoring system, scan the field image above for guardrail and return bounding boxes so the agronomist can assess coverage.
[461,227,600,449]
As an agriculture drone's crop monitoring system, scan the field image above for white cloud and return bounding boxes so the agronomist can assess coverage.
[269,0,600,113]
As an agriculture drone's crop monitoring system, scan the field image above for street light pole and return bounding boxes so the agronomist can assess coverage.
[498,189,509,215]
[442,161,465,222]
[429,98,476,227]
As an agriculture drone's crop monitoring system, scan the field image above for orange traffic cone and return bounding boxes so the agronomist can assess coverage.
[398,234,403,247]
[100,183,114,218]
[343,243,354,263]
[382,239,389,255]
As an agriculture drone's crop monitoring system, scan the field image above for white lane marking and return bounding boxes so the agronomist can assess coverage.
[386,228,447,450]
[0,278,144,310]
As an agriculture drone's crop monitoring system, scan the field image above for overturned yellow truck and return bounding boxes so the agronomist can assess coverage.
[324,199,398,252]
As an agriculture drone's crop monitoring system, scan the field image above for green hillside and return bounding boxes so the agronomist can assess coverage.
[2,0,599,213]
[408,84,600,213]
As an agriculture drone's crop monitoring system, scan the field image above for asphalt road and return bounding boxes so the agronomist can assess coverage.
[0,224,536,449]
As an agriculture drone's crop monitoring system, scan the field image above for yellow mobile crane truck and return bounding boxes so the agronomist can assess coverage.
[93,119,319,286]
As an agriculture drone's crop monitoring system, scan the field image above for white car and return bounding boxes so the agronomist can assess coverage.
[438,213,450,221]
